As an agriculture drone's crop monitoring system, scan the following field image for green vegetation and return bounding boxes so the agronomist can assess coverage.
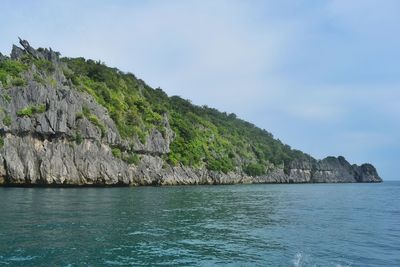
[60,57,310,174]
[0,59,27,88]
[75,112,83,120]
[243,163,265,176]
[73,131,83,145]
[111,147,122,158]
[33,73,44,84]
[1,92,11,102]
[16,104,46,117]
[87,114,106,137]
[0,53,57,88]
[62,58,163,142]
[0,51,311,175]
[0,136,4,148]
[3,114,11,126]
[123,152,140,165]
[82,106,106,137]
[11,77,26,87]
[33,59,55,73]
[111,147,139,164]
[18,53,55,74]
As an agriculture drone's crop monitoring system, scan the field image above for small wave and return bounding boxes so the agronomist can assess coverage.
[292,252,303,267]
[127,231,147,235]
[8,255,37,262]
[291,252,352,267]
[104,260,125,266]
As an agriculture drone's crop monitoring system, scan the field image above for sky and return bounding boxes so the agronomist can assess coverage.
[0,0,399,180]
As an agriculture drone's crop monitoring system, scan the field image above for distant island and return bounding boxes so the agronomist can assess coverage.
[0,39,382,186]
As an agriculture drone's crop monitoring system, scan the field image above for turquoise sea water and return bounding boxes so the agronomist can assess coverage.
[0,182,399,266]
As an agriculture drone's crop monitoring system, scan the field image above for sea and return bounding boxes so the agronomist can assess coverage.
[0,182,399,266]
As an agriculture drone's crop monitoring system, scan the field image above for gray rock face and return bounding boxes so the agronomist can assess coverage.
[354,164,381,183]
[18,38,41,59]
[312,156,356,183]
[285,156,382,184]
[0,40,382,186]
[0,52,7,62]
[10,45,25,60]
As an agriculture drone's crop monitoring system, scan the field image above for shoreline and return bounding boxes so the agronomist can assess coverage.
[0,179,382,188]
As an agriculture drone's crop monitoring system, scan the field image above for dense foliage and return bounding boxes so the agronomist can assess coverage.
[16,104,46,117]
[0,59,27,88]
[62,57,165,143]
[0,53,310,175]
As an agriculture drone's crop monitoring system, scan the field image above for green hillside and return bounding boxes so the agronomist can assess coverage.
[1,54,310,175]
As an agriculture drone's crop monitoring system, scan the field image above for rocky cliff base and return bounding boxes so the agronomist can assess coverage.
[0,134,382,186]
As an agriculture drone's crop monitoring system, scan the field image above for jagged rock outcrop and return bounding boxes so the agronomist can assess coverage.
[0,52,6,62]
[0,39,382,186]
[10,45,25,60]
[132,116,174,154]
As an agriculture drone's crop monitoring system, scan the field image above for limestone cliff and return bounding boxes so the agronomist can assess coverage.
[0,39,382,186]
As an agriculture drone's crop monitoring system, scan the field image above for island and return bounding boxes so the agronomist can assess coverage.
[0,39,382,186]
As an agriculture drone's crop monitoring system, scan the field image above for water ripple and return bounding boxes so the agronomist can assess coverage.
[0,182,399,266]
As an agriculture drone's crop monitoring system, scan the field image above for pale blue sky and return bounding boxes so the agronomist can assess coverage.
[1,0,398,180]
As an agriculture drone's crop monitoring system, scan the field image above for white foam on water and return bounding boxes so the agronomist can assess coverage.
[292,252,303,267]
[8,255,37,262]
[104,260,125,266]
